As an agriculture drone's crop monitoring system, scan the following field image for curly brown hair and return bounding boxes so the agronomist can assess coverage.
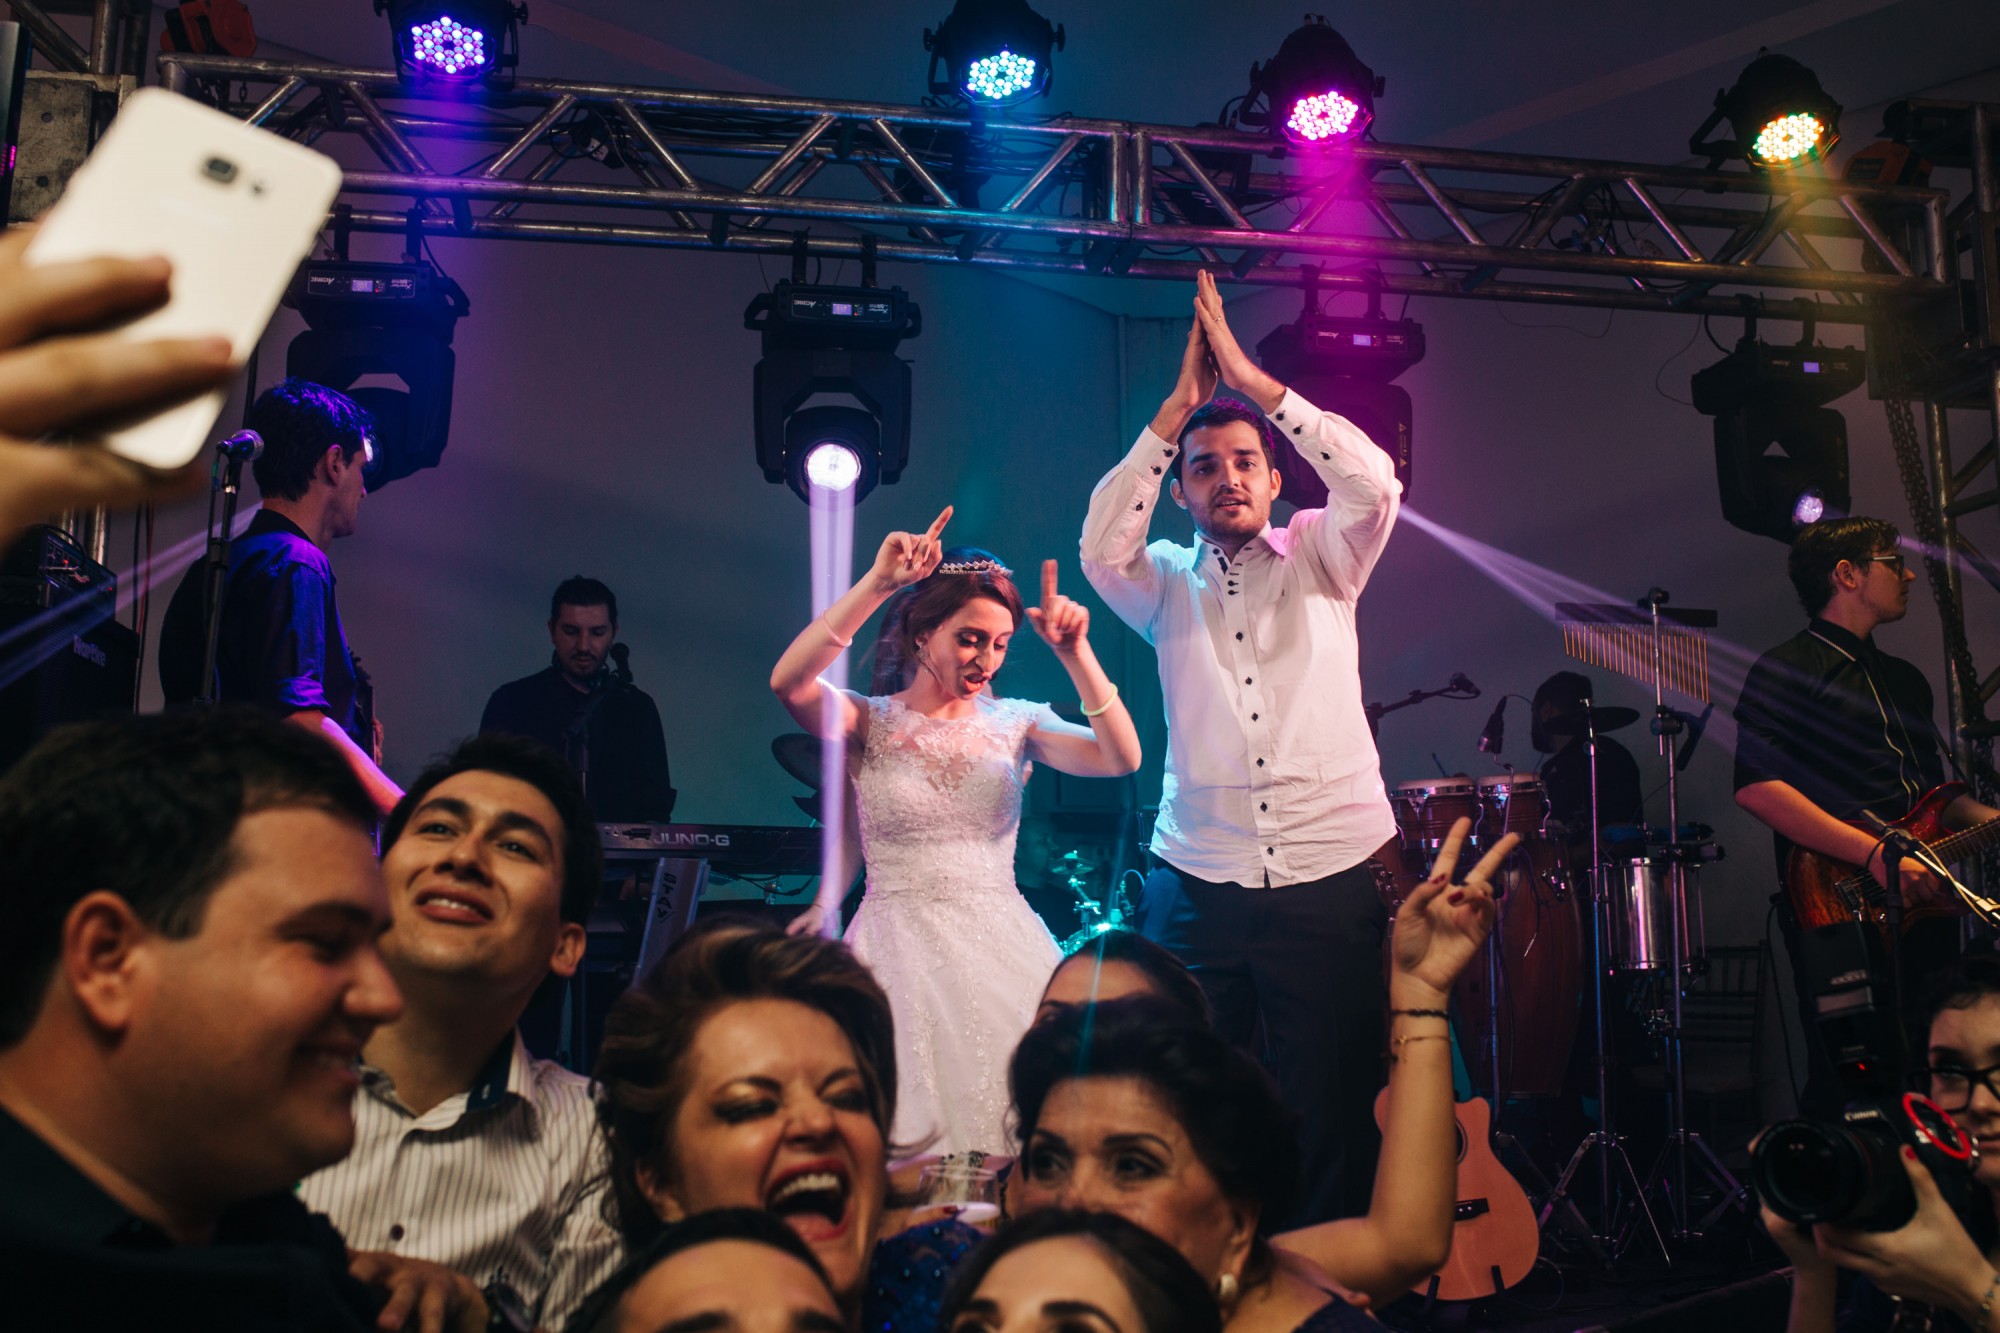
[593,918,899,1241]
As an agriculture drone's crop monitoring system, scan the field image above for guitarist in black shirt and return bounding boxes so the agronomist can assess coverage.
[1734,516,1998,1110]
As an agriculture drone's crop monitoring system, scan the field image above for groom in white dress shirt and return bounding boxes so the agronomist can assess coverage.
[1080,272,1401,1224]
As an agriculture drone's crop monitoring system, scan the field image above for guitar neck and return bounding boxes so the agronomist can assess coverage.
[1834,814,2000,908]
[1930,815,2000,868]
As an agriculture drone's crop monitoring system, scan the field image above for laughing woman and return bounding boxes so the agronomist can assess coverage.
[769,507,1141,1156]
[594,920,981,1333]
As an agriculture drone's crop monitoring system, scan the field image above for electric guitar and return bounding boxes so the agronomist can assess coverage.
[1372,1087,1539,1302]
[1784,783,2000,939]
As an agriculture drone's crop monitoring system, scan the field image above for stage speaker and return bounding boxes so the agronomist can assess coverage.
[0,524,136,772]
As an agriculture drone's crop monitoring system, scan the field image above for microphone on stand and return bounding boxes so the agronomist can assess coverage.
[1449,672,1480,697]
[1477,698,1506,756]
[609,642,633,686]
[217,429,263,461]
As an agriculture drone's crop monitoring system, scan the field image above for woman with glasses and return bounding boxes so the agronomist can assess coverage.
[1764,953,2000,1332]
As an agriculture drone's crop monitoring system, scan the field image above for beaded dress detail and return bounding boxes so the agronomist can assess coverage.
[844,694,1062,1155]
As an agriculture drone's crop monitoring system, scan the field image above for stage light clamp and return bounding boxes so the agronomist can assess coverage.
[745,280,921,354]
[289,258,470,341]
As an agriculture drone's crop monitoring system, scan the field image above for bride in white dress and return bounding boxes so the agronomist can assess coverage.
[771,507,1142,1155]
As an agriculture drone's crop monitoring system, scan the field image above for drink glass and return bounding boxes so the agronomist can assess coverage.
[918,1160,1001,1227]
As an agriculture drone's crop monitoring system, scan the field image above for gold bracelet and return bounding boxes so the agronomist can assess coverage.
[1390,1032,1451,1063]
[820,614,853,648]
[1081,684,1119,717]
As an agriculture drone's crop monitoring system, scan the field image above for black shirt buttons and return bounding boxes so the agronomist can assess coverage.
[1260,801,1268,811]
[1251,712,1259,720]
[1256,758,1265,767]
[1276,411,1286,420]
[390,1224,406,1242]
[1235,632,1243,640]
[1245,677,1253,684]
[1294,426,1303,434]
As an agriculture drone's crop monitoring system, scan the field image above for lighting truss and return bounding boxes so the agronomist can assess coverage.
[159,53,1945,326]
[150,52,1994,800]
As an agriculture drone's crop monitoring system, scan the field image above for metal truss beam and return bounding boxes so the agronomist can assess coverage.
[158,53,1949,325]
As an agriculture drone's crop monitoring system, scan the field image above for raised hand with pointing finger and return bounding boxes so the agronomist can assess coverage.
[1025,559,1091,660]
[867,505,953,593]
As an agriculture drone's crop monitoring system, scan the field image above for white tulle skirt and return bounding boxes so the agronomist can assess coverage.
[845,884,1061,1157]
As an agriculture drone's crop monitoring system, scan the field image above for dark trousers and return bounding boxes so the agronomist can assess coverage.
[1140,858,1387,1226]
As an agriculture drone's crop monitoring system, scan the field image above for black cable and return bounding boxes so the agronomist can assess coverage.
[1703,313,1729,354]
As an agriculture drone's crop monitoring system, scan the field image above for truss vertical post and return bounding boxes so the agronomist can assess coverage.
[1927,400,1978,780]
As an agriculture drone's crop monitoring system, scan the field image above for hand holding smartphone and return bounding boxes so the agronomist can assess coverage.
[20,87,342,470]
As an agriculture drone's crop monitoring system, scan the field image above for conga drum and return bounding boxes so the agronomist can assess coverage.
[1392,779,1482,853]
[1451,837,1584,1101]
[1477,773,1549,841]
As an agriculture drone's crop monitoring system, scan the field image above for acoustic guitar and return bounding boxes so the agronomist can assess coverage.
[1372,1087,1538,1302]
[1784,782,2000,939]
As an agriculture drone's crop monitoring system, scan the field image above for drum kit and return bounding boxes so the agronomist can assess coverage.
[1380,733,1719,1112]
[1373,592,1746,1259]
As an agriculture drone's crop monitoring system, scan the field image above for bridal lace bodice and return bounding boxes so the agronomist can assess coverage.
[853,694,1053,898]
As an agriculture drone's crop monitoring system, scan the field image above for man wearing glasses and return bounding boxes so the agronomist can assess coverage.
[1735,516,1998,1111]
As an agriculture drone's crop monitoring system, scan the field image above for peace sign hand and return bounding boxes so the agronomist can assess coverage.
[1391,817,1511,998]
[1025,559,1090,659]
[868,505,952,591]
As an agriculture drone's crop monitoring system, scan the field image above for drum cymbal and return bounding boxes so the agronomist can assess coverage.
[772,733,824,788]
[1047,852,1097,877]
[1548,705,1641,733]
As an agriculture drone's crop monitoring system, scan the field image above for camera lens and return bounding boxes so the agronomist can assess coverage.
[1752,1116,1913,1230]
[203,157,238,183]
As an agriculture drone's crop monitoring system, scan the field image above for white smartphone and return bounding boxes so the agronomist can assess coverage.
[22,87,342,470]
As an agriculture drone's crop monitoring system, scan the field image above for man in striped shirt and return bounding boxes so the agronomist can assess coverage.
[301,733,624,1330]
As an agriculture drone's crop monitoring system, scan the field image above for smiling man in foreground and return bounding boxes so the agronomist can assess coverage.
[0,709,402,1329]
[300,733,623,1331]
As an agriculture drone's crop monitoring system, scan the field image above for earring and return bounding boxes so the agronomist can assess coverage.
[1214,1272,1238,1307]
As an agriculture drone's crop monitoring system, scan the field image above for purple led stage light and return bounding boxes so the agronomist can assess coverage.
[1243,17,1381,148]
[1286,89,1365,143]
[407,14,490,78]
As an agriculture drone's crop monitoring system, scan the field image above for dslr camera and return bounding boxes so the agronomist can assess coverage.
[1752,921,1979,1231]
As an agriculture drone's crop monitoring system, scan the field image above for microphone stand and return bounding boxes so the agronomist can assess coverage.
[1545,697,1663,1264]
[196,437,259,706]
[1364,674,1481,739]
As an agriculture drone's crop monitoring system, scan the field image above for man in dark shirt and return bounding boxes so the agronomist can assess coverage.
[480,575,675,823]
[1734,516,1998,1107]
[158,378,400,814]
[1531,669,1646,841]
[0,710,404,1330]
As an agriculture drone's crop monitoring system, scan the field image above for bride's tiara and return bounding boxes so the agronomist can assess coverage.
[937,558,1012,577]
